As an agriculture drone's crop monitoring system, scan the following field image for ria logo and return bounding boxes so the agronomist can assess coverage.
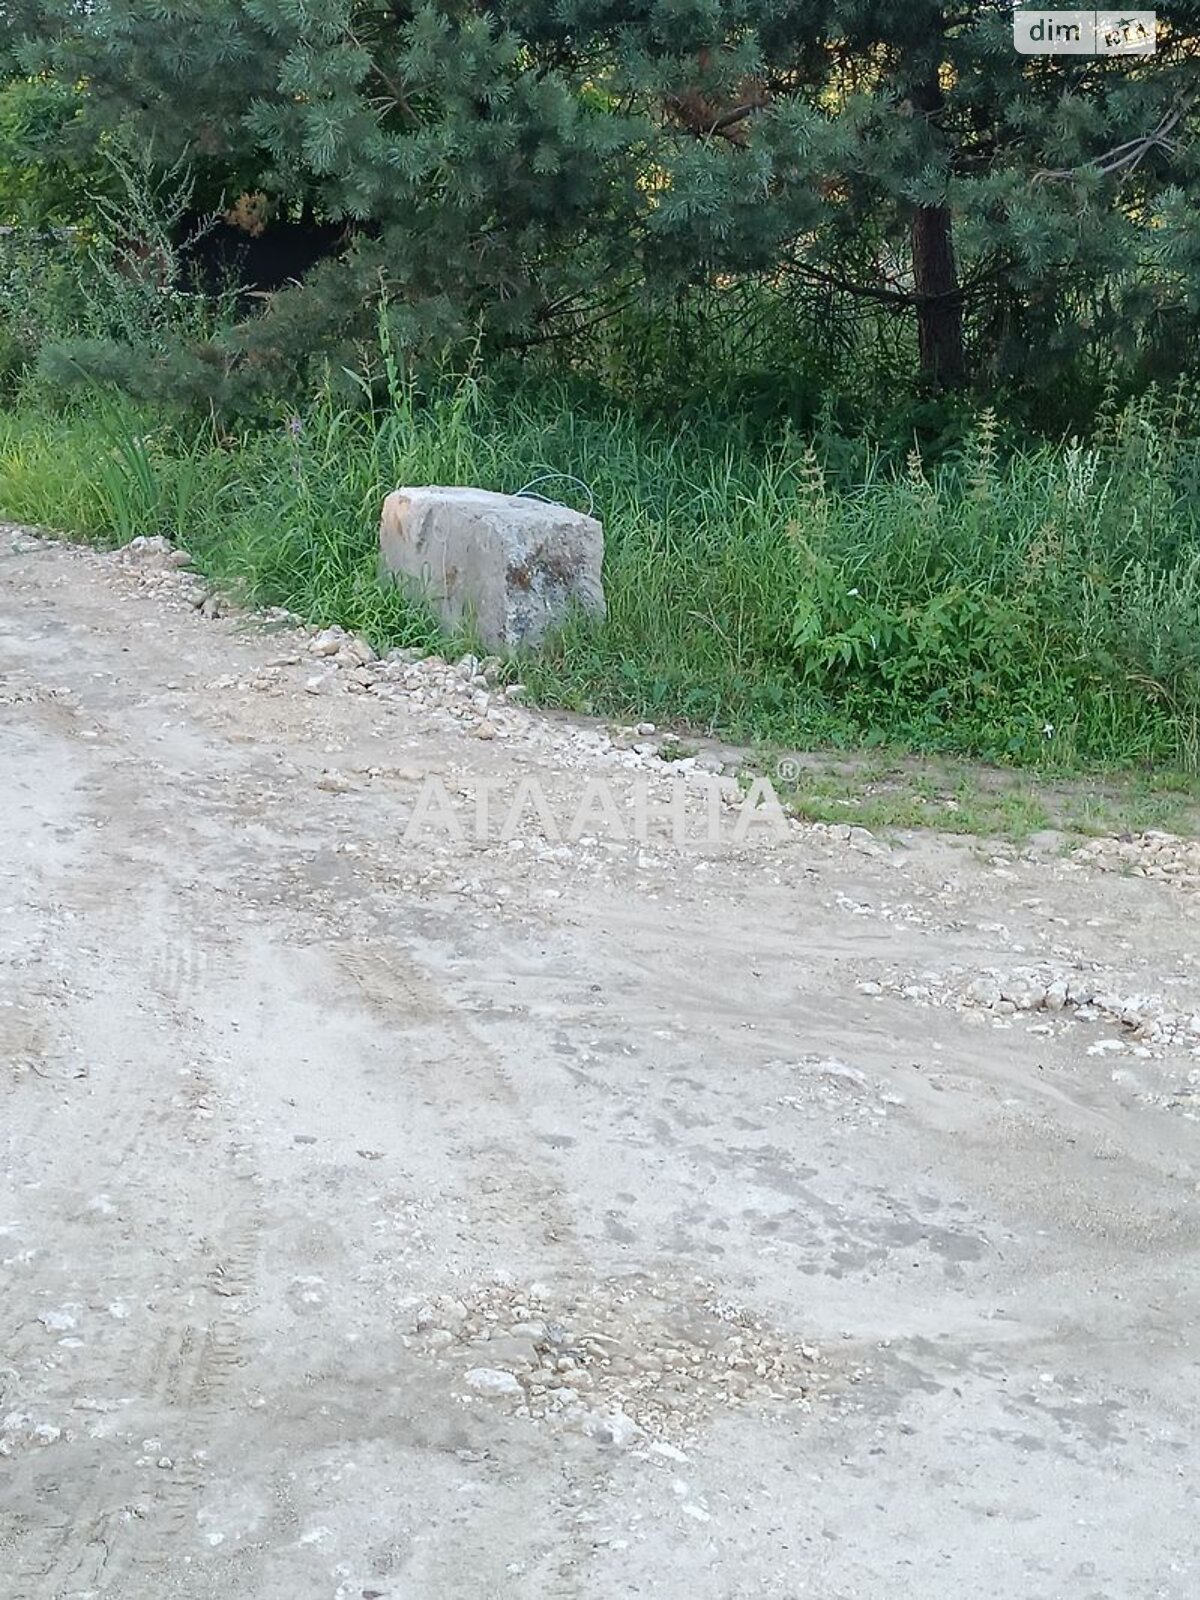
[1013,10,1157,54]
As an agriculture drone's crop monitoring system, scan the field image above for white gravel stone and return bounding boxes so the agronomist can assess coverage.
[577,1406,643,1446]
[308,628,344,657]
[463,1368,524,1398]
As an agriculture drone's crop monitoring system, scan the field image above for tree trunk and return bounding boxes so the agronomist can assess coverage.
[911,203,965,388]
[909,67,965,389]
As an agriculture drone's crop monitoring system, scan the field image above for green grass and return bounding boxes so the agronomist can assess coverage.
[1,374,1199,777]
[753,753,1200,840]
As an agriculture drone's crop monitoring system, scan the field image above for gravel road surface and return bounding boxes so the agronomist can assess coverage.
[2,529,1197,1598]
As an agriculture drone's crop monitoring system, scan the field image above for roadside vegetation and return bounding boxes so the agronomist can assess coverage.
[3,373,1199,776]
[1,5,1199,781]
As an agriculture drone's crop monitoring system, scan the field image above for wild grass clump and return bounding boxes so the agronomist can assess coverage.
[1,375,1198,771]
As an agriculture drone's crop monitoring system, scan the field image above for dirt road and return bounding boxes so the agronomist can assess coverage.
[1,528,1197,1599]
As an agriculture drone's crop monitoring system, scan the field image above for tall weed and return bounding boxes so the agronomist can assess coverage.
[0,377,1198,770]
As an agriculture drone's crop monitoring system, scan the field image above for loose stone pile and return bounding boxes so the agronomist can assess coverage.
[876,964,1200,1053]
[406,1276,823,1446]
[107,536,301,633]
[96,536,730,773]
[1074,830,1200,890]
[56,535,1200,905]
[298,625,744,782]
[91,541,903,856]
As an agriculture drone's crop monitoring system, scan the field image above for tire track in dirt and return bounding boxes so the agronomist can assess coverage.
[4,854,265,1595]
[333,941,582,1253]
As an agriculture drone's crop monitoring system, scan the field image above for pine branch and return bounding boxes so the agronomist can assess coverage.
[343,25,421,128]
[662,90,770,142]
[1032,98,1192,185]
[781,257,1004,311]
[510,292,636,349]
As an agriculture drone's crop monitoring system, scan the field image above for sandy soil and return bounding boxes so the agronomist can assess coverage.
[1,527,1197,1600]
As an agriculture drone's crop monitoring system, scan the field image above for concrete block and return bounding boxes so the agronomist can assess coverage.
[379,486,605,649]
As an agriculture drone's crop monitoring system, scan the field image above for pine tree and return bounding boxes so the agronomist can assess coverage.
[533,0,1200,389]
[6,0,1199,396]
